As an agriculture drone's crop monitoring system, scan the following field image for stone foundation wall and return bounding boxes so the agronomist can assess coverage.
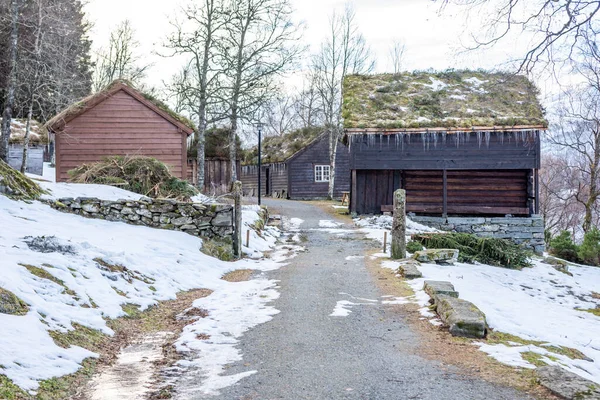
[409,214,545,254]
[50,197,233,239]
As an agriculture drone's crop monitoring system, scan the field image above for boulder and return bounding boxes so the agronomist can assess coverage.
[537,366,600,400]
[172,216,193,226]
[423,280,459,301]
[0,288,29,315]
[212,211,233,227]
[413,249,459,265]
[397,260,422,279]
[435,295,487,338]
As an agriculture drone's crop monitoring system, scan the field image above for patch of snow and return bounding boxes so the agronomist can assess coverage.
[173,278,281,397]
[464,77,488,86]
[345,255,365,261]
[330,300,355,317]
[416,116,431,123]
[449,94,466,100]
[190,193,217,204]
[465,108,478,114]
[423,77,448,91]
[408,259,600,383]
[319,220,344,228]
[0,193,287,392]
[331,205,348,209]
[288,218,304,230]
[39,182,144,202]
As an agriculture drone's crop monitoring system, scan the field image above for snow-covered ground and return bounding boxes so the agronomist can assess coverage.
[355,216,600,384]
[0,181,296,393]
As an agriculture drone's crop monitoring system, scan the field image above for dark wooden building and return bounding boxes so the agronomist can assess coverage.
[46,81,195,182]
[241,132,350,200]
[343,71,547,215]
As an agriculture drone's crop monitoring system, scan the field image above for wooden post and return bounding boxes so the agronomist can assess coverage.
[246,229,250,248]
[391,189,406,259]
[233,180,243,259]
[383,231,388,252]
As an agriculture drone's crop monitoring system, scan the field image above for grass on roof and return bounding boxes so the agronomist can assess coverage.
[243,126,324,164]
[342,70,547,129]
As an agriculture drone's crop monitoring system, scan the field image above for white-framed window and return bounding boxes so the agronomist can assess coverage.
[315,165,331,182]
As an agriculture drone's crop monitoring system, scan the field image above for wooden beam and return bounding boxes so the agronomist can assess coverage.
[443,169,448,218]
[351,169,357,214]
[534,168,540,214]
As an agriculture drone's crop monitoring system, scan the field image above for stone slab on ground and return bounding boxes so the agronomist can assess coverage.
[423,280,459,301]
[397,260,422,279]
[413,249,459,265]
[435,294,487,338]
[537,366,600,399]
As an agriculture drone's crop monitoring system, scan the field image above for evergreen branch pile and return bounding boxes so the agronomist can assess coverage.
[411,232,531,270]
[68,155,198,201]
[0,160,47,200]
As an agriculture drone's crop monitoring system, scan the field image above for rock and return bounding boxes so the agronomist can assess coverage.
[212,211,233,227]
[0,287,29,315]
[81,202,100,213]
[423,280,459,301]
[397,260,422,279]
[23,236,75,254]
[149,202,176,213]
[537,366,600,399]
[172,216,193,226]
[413,249,459,265]
[543,257,573,276]
[180,224,197,230]
[435,295,487,338]
[121,207,135,215]
[135,208,153,218]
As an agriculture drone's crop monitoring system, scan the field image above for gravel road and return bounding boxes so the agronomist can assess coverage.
[186,199,531,400]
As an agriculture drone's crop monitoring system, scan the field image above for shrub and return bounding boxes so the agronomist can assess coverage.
[406,240,424,253]
[578,228,600,266]
[548,231,580,263]
[411,233,531,269]
[68,155,198,201]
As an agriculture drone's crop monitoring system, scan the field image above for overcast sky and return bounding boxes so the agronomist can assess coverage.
[84,0,547,91]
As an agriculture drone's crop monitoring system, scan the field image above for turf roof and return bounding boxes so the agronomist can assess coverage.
[45,80,196,134]
[342,70,547,130]
[243,127,323,164]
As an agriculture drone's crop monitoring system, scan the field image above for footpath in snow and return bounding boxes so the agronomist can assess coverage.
[0,176,301,397]
[356,214,600,385]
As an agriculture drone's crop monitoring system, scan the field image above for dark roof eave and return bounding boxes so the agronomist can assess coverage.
[344,125,548,134]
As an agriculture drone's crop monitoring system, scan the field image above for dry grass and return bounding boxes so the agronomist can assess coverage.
[365,251,559,400]
[343,70,547,129]
[221,269,255,282]
[305,200,353,223]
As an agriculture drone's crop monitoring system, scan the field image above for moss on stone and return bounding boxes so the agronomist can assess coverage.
[0,287,29,316]
[201,239,234,261]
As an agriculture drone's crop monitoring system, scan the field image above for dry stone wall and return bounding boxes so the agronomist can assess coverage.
[50,197,233,239]
[409,214,545,254]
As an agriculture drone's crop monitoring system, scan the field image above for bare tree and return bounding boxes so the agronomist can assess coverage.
[262,94,298,136]
[93,20,150,92]
[438,0,600,74]
[220,0,303,183]
[389,39,406,74]
[19,0,48,172]
[293,71,322,128]
[0,0,22,163]
[312,3,374,199]
[164,0,228,190]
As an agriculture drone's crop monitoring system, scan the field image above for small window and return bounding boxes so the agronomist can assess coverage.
[315,165,331,182]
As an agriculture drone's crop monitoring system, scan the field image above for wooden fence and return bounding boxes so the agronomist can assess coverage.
[187,158,241,196]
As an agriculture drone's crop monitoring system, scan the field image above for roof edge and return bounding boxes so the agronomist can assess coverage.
[345,125,547,134]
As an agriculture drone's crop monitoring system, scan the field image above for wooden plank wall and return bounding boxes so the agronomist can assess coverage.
[353,169,529,215]
[55,90,187,182]
[8,144,44,175]
[187,158,241,195]
[239,163,288,197]
[288,135,350,199]
[349,131,541,170]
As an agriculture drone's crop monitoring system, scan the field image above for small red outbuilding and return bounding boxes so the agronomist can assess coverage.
[46,81,195,182]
